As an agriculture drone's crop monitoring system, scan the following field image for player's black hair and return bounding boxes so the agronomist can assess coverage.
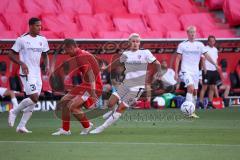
[63,39,77,47]
[28,17,41,26]
[208,35,216,41]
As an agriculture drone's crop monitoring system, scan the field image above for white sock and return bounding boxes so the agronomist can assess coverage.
[186,93,193,102]
[18,112,33,128]
[102,112,122,129]
[13,98,35,114]
[11,97,18,109]
[17,104,35,128]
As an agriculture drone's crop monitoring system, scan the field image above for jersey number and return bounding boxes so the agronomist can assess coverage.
[30,84,36,91]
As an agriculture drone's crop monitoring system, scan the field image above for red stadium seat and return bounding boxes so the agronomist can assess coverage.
[158,0,198,16]
[92,0,128,14]
[41,14,79,33]
[2,13,29,35]
[0,18,8,31]
[75,14,114,34]
[40,31,62,39]
[126,0,162,14]
[113,14,149,33]
[179,13,219,32]
[58,0,92,15]
[202,29,237,38]
[205,0,224,10]
[223,0,240,26]
[0,0,23,13]
[23,0,61,16]
[63,31,93,39]
[0,31,18,39]
[141,31,164,39]
[95,31,129,39]
[146,13,181,35]
[166,31,202,38]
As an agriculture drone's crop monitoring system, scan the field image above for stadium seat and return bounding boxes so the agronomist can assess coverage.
[223,0,240,26]
[92,0,128,14]
[0,0,23,13]
[146,13,181,35]
[2,13,29,35]
[166,31,202,38]
[95,31,129,39]
[0,31,18,39]
[58,0,92,15]
[41,14,79,33]
[205,0,224,10]
[202,29,237,38]
[40,31,62,39]
[75,14,114,34]
[158,0,198,16]
[63,31,93,39]
[23,0,61,16]
[179,13,219,32]
[126,0,162,15]
[141,31,164,39]
[0,18,8,31]
[113,14,150,33]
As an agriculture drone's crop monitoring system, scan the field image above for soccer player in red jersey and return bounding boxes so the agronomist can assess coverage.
[51,39,103,135]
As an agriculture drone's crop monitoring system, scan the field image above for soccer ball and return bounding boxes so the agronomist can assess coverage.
[153,97,165,108]
[180,101,195,115]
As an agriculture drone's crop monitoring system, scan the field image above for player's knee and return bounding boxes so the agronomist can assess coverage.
[29,94,39,103]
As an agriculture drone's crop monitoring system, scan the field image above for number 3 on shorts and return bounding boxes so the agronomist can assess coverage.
[30,84,36,91]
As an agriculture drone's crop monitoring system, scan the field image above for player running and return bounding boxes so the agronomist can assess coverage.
[8,17,49,133]
[51,39,103,135]
[175,26,219,118]
[90,33,162,134]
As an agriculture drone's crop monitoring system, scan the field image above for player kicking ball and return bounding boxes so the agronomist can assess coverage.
[174,26,219,118]
[51,39,103,136]
[90,33,162,134]
[8,17,49,133]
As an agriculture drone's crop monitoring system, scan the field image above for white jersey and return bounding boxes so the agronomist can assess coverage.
[120,49,156,91]
[11,33,49,77]
[177,40,207,75]
[204,45,218,71]
[161,68,177,86]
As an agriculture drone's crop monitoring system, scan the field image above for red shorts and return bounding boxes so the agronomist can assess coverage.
[69,83,103,109]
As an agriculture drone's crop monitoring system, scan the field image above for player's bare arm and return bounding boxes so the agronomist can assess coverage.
[42,52,49,74]
[8,50,29,75]
[174,53,182,81]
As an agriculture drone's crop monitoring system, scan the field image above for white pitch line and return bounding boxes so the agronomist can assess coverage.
[0,141,239,147]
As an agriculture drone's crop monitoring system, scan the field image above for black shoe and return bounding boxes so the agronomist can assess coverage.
[198,101,204,109]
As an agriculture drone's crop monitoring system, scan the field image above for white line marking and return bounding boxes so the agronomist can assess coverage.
[0,141,239,147]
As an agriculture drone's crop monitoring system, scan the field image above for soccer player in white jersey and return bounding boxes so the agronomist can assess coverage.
[175,26,219,118]
[8,18,49,133]
[90,33,162,134]
[199,35,219,108]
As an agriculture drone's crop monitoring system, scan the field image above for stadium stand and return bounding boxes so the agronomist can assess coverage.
[223,0,240,26]
[0,0,23,13]
[58,0,92,15]
[92,0,128,14]
[205,0,224,10]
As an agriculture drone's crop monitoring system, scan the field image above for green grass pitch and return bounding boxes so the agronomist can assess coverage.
[0,108,240,160]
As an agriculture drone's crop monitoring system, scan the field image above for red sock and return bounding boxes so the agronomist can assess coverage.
[62,109,70,131]
[80,115,90,128]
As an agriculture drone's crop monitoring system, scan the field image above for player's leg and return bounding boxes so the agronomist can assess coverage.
[1,88,18,109]
[16,77,41,133]
[199,84,208,108]
[208,85,215,108]
[102,94,120,119]
[52,94,73,135]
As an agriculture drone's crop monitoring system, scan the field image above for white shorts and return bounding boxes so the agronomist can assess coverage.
[179,72,199,89]
[0,87,7,97]
[20,75,42,95]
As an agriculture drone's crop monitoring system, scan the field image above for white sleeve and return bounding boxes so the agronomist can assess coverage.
[42,38,49,53]
[201,43,207,54]
[176,43,184,54]
[11,37,22,53]
[146,50,156,63]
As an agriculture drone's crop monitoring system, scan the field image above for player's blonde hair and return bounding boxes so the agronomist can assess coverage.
[128,33,141,41]
[186,26,196,33]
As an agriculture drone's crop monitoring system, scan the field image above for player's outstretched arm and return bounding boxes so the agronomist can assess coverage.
[86,68,97,98]
[174,54,182,81]
[8,50,28,75]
